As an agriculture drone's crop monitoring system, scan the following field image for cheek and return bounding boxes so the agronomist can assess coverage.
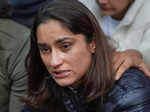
[116,1,129,11]
[40,54,50,68]
[70,48,92,76]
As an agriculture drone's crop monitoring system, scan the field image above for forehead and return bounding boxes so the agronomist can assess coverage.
[37,20,72,39]
[37,20,86,44]
[38,19,71,33]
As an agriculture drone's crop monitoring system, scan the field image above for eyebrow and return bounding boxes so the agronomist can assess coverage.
[55,37,75,44]
[38,43,49,48]
[37,37,75,47]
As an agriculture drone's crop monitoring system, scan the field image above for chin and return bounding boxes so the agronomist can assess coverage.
[55,80,73,87]
[101,10,113,16]
[103,13,113,16]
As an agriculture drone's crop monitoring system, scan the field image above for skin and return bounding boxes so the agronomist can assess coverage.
[37,20,95,87]
[113,50,150,80]
[97,0,133,20]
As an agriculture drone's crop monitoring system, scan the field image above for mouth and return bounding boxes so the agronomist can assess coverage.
[100,6,110,11]
[51,70,71,78]
[99,4,112,11]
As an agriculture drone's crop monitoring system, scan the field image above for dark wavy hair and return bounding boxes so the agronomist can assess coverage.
[25,0,115,111]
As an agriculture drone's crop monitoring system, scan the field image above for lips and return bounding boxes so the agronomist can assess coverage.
[99,4,112,11]
[100,6,110,11]
[51,70,71,78]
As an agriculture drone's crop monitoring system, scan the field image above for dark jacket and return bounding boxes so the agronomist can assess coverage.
[9,0,53,27]
[23,68,150,112]
[101,68,150,112]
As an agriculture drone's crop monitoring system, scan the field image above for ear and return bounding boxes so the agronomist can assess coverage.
[89,41,96,53]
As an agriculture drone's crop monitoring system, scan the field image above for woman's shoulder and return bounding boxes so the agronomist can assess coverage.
[115,67,150,92]
[115,67,150,91]
[103,68,150,111]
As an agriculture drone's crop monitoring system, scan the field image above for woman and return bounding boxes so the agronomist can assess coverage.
[23,0,150,111]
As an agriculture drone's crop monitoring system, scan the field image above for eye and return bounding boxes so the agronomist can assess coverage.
[39,47,50,54]
[63,44,70,48]
[60,43,72,51]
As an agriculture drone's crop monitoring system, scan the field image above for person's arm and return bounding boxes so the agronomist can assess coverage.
[8,34,30,112]
[113,49,150,80]
[138,25,150,68]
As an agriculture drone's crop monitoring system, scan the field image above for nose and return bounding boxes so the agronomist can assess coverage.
[98,0,108,4]
[50,50,63,68]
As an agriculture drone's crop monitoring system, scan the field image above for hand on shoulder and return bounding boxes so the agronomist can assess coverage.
[113,49,150,80]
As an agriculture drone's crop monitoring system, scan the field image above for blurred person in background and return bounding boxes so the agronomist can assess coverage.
[80,0,150,79]
[0,0,30,112]
[9,0,53,28]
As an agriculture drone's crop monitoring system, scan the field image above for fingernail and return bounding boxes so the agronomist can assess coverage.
[115,76,119,80]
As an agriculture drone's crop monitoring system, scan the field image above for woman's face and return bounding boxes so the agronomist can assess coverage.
[97,0,133,20]
[37,20,95,87]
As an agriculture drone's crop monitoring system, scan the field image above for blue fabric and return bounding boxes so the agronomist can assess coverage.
[8,0,53,27]
[101,68,150,112]
[23,68,150,112]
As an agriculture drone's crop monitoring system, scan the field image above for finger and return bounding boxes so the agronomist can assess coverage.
[138,63,150,77]
[115,60,131,80]
[112,52,124,72]
[113,58,123,72]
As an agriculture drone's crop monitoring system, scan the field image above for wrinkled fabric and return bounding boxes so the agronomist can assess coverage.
[101,68,150,112]
[0,19,30,112]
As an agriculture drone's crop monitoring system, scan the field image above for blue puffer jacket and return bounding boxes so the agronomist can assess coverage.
[23,68,150,112]
[101,68,150,112]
